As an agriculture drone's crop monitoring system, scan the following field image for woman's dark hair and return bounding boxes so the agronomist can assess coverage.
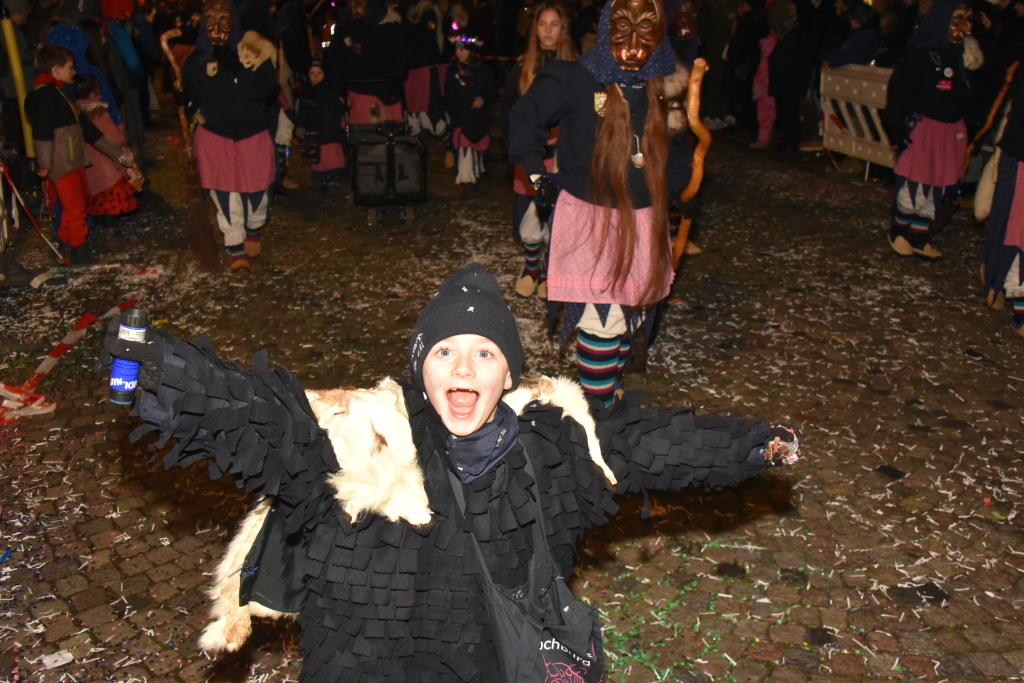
[35,43,75,75]
[586,76,671,307]
[74,73,102,99]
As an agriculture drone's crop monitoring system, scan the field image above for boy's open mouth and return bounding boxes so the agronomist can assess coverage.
[446,388,479,418]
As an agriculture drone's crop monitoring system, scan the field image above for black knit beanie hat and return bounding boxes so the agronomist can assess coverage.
[408,264,524,390]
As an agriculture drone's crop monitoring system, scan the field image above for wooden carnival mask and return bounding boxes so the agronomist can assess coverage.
[948,4,972,44]
[203,0,233,46]
[609,0,665,71]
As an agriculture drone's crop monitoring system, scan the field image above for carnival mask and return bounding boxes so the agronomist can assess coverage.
[203,0,233,46]
[671,0,699,40]
[948,5,972,44]
[609,0,665,71]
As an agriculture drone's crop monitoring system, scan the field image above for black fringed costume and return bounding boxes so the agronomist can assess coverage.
[129,334,789,681]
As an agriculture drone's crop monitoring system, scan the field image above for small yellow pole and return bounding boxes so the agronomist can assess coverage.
[1,12,34,161]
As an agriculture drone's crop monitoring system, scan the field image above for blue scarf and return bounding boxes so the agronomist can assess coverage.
[578,0,677,86]
[446,401,519,483]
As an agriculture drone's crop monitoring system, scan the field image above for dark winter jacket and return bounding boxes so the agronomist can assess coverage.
[444,60,497,143]
[25,80,122,182]
[128,333,787,682]
[885,46,972,133]
[768,18,816,100]
[327,13,409,104]
[499,50,556,143]
[183,44,279,141]
[998,66,1024,162]
[405,0,446,70]
[726,8,770,80]
[509,59,693,209]
[296,80,347,145]
[824,24,880,68]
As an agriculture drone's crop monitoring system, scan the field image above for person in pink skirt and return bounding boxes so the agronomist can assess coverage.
[883,0,976,260]
[296,60,348,191]
[749,29,778,149]
[182,0,278,273]
[510,0,696,405]
[444,30,496,198]
[327,0,408,125]
[404,0,450,135]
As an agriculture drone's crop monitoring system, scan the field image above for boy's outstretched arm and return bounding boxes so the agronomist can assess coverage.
[593,392,800,495]
[102,315,339,535]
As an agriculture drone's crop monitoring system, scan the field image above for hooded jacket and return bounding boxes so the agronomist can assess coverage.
[884,0,975,132]
[127,332,792,681]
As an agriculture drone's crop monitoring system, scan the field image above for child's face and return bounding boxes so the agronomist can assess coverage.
[422,334,512,437]
[53,60,75,84]
[455,45,471,63]
[309,66,325,85]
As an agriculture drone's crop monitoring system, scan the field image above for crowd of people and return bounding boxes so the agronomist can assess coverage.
[8,0,1024,678]
[0,0,1022,359]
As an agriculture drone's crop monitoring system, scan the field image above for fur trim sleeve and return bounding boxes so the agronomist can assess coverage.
[963,35,984,71]
[238,30,277,70]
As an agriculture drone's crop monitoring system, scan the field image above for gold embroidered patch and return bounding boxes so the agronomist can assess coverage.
[594,92,607,116]
[207,62,219,77]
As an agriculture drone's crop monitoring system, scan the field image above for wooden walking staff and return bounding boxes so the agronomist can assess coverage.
[672,57,710,271]
[160,28,221,271]
[962,61,1019,182]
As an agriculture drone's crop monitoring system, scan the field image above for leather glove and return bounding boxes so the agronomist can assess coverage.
[96,314,168,393]
[172,88,188,108]
[532,174,559,222]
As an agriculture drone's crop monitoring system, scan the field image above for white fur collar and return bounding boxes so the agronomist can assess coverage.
[306,376,614,528]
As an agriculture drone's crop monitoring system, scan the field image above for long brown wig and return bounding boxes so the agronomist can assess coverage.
[518,1,577,95]
[586,77,670,306]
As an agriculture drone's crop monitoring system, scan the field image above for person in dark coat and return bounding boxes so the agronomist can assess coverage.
[403,0,449,135]
[884,0,976,259]
[725,0,770,132]
[768,0,816,151]
[101,262,801,683]
[444,30,497,197]
[182,0,279,273]
[327,0,409,124]
[509,0,699,406]
[981,58,1024,332]
[295,60,347,190]
[823,0,881,67]
[500,0,578,299]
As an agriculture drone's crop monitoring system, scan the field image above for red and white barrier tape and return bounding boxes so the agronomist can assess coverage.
[0,298,138,425]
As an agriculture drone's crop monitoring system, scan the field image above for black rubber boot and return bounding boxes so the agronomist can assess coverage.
[69,244,96,265]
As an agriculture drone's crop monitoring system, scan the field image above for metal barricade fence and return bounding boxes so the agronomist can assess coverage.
[821,64,896,170]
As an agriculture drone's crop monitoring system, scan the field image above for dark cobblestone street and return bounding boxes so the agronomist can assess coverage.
[1,124,1023,683]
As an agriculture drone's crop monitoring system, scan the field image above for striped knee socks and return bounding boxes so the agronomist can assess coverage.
[524,242,543,280]
[577,330,630,406]
[1012,299,1024,329]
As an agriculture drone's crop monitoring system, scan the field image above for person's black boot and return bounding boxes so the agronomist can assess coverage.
[69,244,96,265]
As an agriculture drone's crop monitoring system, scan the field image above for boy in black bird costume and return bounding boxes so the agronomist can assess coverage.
[105,263,800,682]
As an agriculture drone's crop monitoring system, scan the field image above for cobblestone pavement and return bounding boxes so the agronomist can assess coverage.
[1,124,1023,683]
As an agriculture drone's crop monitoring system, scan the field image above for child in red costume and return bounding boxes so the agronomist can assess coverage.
[25,45,127,264]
